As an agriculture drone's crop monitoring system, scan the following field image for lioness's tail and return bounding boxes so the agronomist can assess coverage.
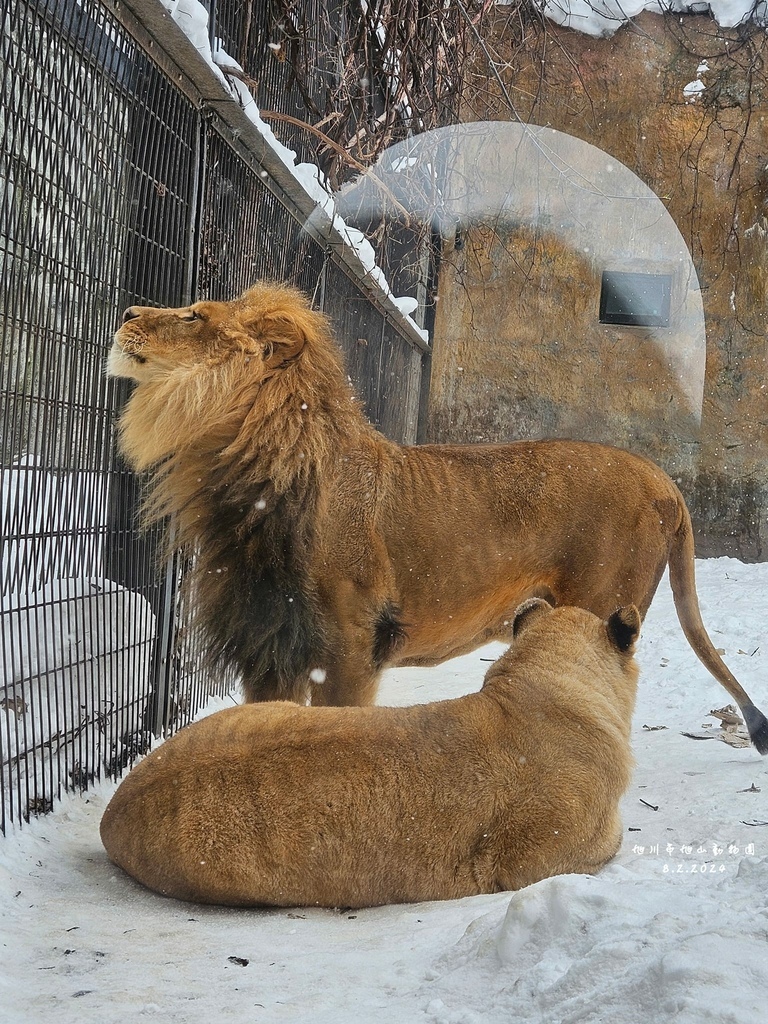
[668,497,768,755]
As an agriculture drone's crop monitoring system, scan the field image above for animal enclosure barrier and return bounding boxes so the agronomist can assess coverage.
[0,0,429,831]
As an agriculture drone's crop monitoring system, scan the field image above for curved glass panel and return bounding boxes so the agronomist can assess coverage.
[332,122,705,470]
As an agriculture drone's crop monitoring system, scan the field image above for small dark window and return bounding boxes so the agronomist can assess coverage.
[599,271,672,327]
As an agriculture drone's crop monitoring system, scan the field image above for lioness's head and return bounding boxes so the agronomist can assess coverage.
[511,599,641,656]
[108,283,331,386]
[485,599,641,720]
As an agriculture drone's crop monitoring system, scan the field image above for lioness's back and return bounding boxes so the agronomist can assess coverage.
[101,604,639,908]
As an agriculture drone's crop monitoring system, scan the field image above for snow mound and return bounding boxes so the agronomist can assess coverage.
[2,578,156,814]
[419,866,767,1022]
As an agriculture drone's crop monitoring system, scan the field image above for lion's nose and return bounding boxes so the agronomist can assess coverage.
[122,307,141,323]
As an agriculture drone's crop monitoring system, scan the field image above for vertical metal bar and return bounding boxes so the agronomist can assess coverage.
[148,549,179,738]
[208,0,218,59]
[148,85,207,738]
[186,113,206,304]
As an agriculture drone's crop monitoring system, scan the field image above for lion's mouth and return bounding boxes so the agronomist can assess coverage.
[107,337,148,379]
[113,328,148,362]
[113,342,147,364]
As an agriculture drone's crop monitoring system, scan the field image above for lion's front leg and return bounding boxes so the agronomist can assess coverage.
[239,666,311,706]
[310,584,403,706]
[309,654,382,707]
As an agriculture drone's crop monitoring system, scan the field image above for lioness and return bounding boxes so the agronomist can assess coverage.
[107,282,767,753]
[100,601,640,907]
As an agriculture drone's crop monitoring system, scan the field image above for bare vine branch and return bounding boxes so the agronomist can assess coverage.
[234,0,493,186]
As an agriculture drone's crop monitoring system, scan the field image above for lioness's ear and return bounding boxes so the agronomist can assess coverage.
[512,598,553,637]
[606,605,641,652]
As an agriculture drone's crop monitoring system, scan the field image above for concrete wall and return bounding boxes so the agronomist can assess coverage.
[427,14,768,560]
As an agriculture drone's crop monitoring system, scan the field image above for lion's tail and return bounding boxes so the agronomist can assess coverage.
[668,495,768,754]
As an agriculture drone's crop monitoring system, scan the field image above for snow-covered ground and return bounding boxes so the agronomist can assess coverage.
[2,556,767,1023]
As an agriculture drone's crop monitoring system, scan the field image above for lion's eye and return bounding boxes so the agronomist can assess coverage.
[180,311,200,322]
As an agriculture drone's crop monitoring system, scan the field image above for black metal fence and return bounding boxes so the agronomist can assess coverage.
[1,0,428,830]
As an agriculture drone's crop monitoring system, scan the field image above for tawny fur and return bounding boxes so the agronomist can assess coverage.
[100,601,641,908]
[108,282,768,752]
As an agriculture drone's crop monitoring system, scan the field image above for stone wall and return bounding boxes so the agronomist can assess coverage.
[428,13,768,560]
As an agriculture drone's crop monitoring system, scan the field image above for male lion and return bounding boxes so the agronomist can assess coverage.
[100,601,641,907]
[108,282,768,753]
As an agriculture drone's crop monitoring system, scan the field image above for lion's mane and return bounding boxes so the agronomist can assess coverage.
[114,284,374,702]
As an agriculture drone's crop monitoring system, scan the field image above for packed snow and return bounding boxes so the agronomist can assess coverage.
[528,0,768,37]
[2,556,767,1023]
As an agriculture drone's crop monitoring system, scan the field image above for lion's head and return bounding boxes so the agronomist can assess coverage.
[108,282,331,387]
[107,282,356,474]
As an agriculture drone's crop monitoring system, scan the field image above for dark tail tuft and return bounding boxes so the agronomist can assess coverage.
[742,704,768,755]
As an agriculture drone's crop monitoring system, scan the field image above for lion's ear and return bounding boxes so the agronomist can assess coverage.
[235,284,330,371]
[251,313,308,371]
[512,598,553,638]
[606,605,641,653]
